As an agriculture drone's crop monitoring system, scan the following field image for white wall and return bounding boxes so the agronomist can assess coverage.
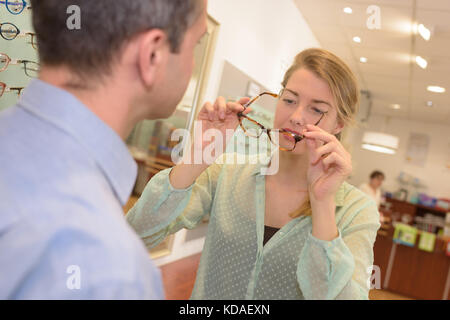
[346,115,450,200]
[204,0,320,101]
[153,0,319,266]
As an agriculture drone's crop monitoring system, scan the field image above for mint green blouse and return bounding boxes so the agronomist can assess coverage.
[126,154,381,300]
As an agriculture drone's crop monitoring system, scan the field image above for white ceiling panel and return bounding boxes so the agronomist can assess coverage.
[294,0,450,125]
[417,0,450,12]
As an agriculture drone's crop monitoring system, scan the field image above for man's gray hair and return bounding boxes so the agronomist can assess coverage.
[30,0,202,77]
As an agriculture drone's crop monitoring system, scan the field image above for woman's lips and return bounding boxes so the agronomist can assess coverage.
[282,128,303,136]
[282,134,296,142]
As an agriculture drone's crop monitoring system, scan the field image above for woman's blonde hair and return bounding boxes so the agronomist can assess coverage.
[284,48,360,218]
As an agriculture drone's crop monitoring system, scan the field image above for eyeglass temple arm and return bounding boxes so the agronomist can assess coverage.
[242,91,278,108]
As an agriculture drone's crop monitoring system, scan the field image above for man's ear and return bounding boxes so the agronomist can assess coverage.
[137,29,169,89]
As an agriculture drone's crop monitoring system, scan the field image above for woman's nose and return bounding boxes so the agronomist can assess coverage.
[289,105,306,127]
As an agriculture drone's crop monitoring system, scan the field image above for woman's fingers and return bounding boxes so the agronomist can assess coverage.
[311,142,336,165]
[226,97,251,113]
[302,129,337,144]
[200,101,215,121]
[214,96,227,120]
[321,151,351,175]
[200,96,252,122]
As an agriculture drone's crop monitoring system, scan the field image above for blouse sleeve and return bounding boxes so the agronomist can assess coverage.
[296,194,381,300]
[125,160,223,250]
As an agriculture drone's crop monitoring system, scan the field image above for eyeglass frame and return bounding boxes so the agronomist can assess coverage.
[0,81,25,97]
[0,22,20,40]
[0,23,36,50]
[0,0,28,15]
[0,53,40,76]
[25,32,37,49]
[236,90,328,151]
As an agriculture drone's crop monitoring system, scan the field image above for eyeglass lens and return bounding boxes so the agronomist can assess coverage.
[0,23,19,40]
[6,0,26,14]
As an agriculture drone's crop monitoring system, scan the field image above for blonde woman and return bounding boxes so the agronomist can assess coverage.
[126,48,380,300]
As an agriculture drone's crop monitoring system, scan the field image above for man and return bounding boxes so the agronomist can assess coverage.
[0,0,207,299]
[359,170,385,208]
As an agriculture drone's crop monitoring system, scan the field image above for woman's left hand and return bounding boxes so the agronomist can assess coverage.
[302,124,352,202]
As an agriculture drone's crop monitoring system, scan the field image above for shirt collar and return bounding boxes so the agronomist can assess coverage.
[18,79,137,206]
[251,154,346,207]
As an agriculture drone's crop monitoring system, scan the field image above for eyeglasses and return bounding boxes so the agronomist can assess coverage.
[237,89,328,152]
[25,32,37,49]
[0,22,20,40]
[0,53,40,77]
[0,0,28,15]
[0,81,25,97]
[0,23,37,49]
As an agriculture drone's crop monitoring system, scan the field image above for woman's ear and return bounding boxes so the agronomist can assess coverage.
[137,29,169,89]
[332,118,345,136]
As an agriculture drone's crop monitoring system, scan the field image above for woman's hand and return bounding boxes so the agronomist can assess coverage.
[194,96,251,160]
[302,124,352,203]
[170,96,250,189]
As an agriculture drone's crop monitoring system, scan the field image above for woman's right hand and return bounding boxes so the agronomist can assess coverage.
[193,96,251,160]
[170,96,251,189]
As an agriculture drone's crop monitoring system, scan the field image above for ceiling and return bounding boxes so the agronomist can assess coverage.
[294,0,450,125]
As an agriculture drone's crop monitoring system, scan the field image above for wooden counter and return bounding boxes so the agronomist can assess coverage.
[373,227,450,300]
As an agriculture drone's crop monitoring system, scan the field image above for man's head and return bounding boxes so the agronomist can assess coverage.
[370,170,385,189]
[31,0,207,120]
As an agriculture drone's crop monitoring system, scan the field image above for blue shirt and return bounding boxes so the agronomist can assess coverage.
[0,79,164,299]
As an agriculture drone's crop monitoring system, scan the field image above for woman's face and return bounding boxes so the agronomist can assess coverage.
[273,68,344,154]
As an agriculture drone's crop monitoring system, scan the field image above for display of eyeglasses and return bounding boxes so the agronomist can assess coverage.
[0,4,37,111]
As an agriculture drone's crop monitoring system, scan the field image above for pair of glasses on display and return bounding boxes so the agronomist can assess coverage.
[0,0,29,15]
[0,53,39,77]
[0,22,37,49]
[237,89,328,152]
[0,81,24,97]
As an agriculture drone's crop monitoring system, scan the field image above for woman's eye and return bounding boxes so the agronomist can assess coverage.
[283,99,296,105]
[312,107,324,114]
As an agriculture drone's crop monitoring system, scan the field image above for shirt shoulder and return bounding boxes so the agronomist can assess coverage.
[0,205,163,299]
[342,181,377,206]
[337,181,380,226]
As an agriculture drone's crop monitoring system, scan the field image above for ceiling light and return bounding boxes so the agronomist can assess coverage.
[418,24,431,41]
[360,57,368,63]
[415,56,427,69]
[353,36,361,43]
[362,144,396,154]
[362,132,399,155]
[343,7,353,14]
[427,86,446,93]
[391,104,401,110]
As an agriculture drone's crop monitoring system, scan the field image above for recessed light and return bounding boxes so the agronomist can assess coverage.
[427,86,446,93]
[418,24,431,41]
[427,101,433,107]
[360,57,368,63]
[343,7,353,14]
[391,104,401,109]
[415,56,427,69]
[353,36,361,43]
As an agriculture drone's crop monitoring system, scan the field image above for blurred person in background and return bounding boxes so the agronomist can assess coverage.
[359,171,385,208]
